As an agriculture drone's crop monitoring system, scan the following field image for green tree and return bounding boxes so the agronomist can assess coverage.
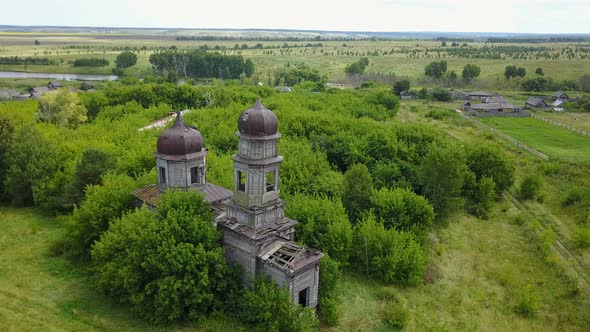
[237,278,319,331]
[431,88,452,101]
[535,67,544,75]
[342,164,374,223]
[370,187,434,237]
[392,79,410,95]
[462,64,481,82]
[286,194,352,266]
[466,145,514,195]
[0,116,14,201]
[64,148,115,207]
[521,76,549,92]
[317,255,342,326]
[4,126,62,206]
[519,175,542,200]
[38,89,88,128]
[449,70,458,85]
[419,141,466,216]
[351,215,427,285]
[505,65,518,79]
[91,190,237,322]
[463,173,496,219]
[34,39,40,46]
[244,59,255,77]
[62,173,137,260]
[516,67,527,78]
[424,61,447,79]
[344,57,369,76]
[115,51,138,69]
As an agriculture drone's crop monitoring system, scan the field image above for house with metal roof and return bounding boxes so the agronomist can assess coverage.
[525,96,549,109]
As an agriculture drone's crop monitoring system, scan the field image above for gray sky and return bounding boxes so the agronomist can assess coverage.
[1,0,589,33]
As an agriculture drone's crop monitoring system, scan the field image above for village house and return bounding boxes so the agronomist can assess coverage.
[467,91,495,101]
[551,91,569,102]
[525,96,549,109]
[133,101,323,308]
[399,90,413,100]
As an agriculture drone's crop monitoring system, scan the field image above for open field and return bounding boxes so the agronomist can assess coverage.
[479,117,590,161]
[3,202,589,332]
[535,111,590,132]
[0,207,245,332]
[2,32,590,89]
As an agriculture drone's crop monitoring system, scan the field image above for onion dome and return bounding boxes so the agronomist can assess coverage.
[238,99,278,136]
[157,112,203,155]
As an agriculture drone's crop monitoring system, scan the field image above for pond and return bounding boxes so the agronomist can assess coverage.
[0,71,118,81]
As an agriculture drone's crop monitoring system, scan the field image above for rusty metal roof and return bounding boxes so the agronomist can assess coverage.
[156,112,204,156]
[238,99,278,137]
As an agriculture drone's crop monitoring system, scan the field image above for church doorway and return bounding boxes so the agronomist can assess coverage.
[298,288,309,307]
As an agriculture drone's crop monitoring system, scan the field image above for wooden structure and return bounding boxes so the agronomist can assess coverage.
[525,96,549,109]
[399,90,413,100]
[551,91,569,102]
[216,100,323,308]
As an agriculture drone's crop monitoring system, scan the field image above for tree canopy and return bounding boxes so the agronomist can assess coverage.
[115,51,138,69]
[424,61,448,79]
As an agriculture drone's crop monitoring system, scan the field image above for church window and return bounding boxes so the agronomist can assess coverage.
[159,167,166,184]
[190,167,199,184]
[238,171,246,191]
[266,171,276,192]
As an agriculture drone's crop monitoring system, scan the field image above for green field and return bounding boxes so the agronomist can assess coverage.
[479,117,590,161]
[2,32,590,90]
[2,200,589,331]
[0,208,245,332]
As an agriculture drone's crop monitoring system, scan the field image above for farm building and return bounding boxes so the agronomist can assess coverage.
[484,95,508,104]
[525,96,549,109]
[399,90,413,100]
[451,91,468,100]
[133,101,323,309]
[463,101,529,117]
[551,91,569,102]
[467,91,495,101]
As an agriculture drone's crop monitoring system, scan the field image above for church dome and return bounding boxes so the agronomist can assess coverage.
[238,99,278,136]
[157,112,203,155]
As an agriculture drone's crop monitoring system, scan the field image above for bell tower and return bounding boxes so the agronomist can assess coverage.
[155,112,207,190]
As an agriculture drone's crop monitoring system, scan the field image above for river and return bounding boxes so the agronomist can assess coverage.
[0,71,118,81]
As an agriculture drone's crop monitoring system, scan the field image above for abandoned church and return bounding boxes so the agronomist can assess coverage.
[133,100,323,308]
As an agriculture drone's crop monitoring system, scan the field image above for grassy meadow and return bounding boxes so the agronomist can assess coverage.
[2,200,588,331]
[479,117,590,161]
[2,32,590,90]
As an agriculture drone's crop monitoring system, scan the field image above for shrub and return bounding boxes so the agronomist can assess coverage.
[62,173,137,260]
[317,256,342,326]
[513,284,539,317]
[237,278,319,332]
[370,187,435,238]
[430,88,452,102]
[91,190,237,322]
[286,195,352,266]
[352,215,427,285]
[381,303,409,329]
[519,175,542,200]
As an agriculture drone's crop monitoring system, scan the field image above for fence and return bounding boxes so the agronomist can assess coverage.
[531,113,590,137]
[457,110,549,160]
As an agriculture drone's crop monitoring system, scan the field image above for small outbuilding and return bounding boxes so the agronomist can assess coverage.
[467,91,494,101]
[551,91,569,102]
[525,97,548,109]
[399,90,413,100]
